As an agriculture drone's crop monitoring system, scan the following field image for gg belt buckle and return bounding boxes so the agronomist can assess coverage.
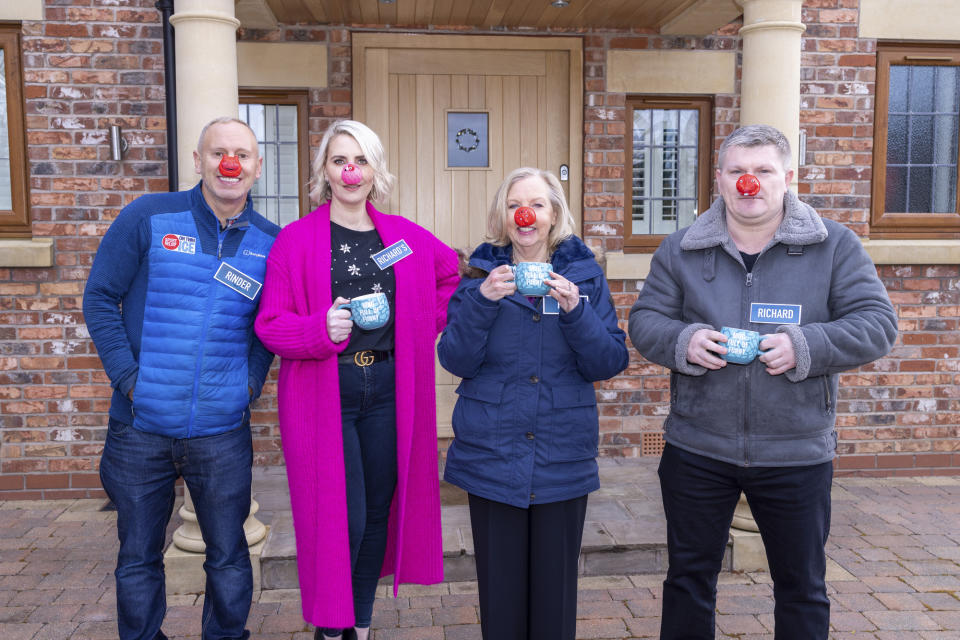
[353,350,375,367]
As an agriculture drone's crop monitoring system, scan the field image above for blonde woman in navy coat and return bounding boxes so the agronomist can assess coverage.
[438,167,629,640]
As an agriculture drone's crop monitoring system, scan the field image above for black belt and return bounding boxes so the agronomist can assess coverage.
[337,350,394,367]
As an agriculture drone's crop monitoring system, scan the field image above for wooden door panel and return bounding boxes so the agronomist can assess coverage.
[353,34,582,438]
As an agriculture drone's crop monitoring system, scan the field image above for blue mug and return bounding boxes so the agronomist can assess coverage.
[339,293,390,330]
[512,262,553,296]
[720,327,769,364]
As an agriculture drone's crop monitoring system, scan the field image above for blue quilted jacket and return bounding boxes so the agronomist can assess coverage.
[438,236,629,508]
[83,183,280,438]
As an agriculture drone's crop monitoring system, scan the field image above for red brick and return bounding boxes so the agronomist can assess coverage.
[26,473,69,489]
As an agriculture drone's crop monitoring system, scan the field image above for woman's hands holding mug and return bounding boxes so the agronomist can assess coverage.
[327,296,353,343]
[546,272,580,313]
[479,265,517,301]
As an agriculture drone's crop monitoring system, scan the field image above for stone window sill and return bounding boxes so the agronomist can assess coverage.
[0,239,54,268]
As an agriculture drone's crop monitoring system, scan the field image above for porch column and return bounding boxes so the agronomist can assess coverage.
[736,0,806,189]
[728,0,805,565]
[167,0,265,553]
[170,0,240,192]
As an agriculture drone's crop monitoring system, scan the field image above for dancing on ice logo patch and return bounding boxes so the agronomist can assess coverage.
[161,233,197,255]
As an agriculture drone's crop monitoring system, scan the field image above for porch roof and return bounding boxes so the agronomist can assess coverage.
[242,0,742,35]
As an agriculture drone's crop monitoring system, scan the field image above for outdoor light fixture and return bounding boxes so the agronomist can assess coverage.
[551,0,570,7]
[379,0,396,4]
[109,125,129,161]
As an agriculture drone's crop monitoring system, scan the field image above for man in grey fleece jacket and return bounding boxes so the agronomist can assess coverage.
[629,125,897,640]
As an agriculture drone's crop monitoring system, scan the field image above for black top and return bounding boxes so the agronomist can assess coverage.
[740,251,760,273]
[330,221,396,354]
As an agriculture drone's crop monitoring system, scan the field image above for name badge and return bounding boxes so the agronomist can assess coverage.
[750,302,801,324]
[371,239,413,270]
[542,294,589,315]
[214,262,262,300]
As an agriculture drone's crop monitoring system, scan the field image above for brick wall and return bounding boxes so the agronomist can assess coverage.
[1,0,168,499]
[1,1,957,499]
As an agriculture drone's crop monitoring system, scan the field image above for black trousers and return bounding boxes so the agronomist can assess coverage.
[658,443,833,640]
[468,493,588,640]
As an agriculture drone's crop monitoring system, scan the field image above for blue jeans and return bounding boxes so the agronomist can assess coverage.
[658,443,832,640]
[100,418,253,640]
[322,358,397,636]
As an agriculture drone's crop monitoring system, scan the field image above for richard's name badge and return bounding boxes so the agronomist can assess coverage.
[750,302,801,324]
[214,263,262,300]
[371,239,413,270]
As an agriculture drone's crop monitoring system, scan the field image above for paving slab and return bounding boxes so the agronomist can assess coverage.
[0,459,957,638]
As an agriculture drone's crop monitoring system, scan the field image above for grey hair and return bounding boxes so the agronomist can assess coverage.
[486,167,576,253]
[309,120,396,205]
[196,117,258,155]
[718,124,792,171]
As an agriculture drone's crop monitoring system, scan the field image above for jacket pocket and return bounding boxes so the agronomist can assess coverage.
[548,383,600,463]
[452,378,504,453]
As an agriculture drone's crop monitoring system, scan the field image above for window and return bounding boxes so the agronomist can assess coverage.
[0,24,29,237]
[872,43,960,237]
[238,89,309,227]
[623,96,712,251]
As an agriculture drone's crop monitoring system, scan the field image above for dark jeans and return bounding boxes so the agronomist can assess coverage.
[468,493,588,640]
[99,418,253,640]
[321,358,397,637]
[658,443,833,640]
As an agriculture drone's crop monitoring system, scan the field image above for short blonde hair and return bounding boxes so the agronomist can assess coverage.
[309,120,395,205]
[196,117,257,156]
[486,167,576,254]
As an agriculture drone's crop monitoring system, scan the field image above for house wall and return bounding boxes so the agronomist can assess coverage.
[0,0,956,498]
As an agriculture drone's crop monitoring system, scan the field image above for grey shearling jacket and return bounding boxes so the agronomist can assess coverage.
[628,192,898,466]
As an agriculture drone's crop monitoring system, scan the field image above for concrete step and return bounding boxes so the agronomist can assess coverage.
[258,500,733,590]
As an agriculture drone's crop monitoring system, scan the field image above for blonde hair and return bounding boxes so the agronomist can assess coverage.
[486,167,576,254]
[309,120,395,205]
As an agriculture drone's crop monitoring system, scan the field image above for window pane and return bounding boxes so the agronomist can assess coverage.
[884,62,960,216]
[909,66,935,113]
[630,106,700,236]
[908,166,932,213]
[934,115,959,164]
[909,115,934,164]
[889,66,908,112]
[0,50,11,210]
[933,165,957,212]
[239,102,301,226]
[885,166,907,212]
[887,115,907,165]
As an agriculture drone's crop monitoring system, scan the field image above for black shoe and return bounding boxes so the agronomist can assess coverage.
[314,626,358,640]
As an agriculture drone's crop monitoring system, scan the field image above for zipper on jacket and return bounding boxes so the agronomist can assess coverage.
[745,272,753,287]
[822,376,833,413]
[217,225,228,259]
[742,365,751,466]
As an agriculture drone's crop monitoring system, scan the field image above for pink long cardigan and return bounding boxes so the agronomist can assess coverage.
[254,202,460,627]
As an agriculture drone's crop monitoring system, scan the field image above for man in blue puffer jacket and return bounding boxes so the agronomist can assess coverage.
[83,117,280,640]
[629,125,897,640]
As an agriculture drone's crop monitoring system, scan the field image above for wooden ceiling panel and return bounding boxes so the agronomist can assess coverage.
[259,0,739,33]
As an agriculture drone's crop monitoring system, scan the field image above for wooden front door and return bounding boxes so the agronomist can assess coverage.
[353,33,583,437]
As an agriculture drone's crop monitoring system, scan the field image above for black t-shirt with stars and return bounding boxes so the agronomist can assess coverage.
[331,221,396,355]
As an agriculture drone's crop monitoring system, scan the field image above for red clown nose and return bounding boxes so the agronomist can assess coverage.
[342,163,363,185]
[736,174,760,196]
[514,206,536,227]
[218,155,241,178]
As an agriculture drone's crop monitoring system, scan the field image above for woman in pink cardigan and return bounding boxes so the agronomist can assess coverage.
[255,120,459,640]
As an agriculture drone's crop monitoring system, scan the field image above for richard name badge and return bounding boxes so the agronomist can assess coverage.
[750,302,801,324]
[214,263,262,300]
[371,239,413,270]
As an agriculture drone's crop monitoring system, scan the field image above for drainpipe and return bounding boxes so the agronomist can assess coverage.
[156,0,178,191]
